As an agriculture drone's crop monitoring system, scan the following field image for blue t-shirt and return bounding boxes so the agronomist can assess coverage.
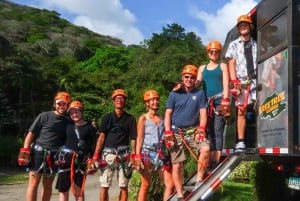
[166,88,207,128]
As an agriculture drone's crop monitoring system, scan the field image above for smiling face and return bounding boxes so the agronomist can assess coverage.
[238,22,251,36]
[54,100,68,115]
[113,95,126,109]
[146,97,160,110]
[208,49,220,62]
[182,73,196,89]
[69,108,83,122]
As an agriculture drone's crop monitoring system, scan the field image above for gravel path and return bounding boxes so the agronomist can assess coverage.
[0,170,120,201]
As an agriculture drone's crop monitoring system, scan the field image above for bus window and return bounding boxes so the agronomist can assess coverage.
[258,12,287,58]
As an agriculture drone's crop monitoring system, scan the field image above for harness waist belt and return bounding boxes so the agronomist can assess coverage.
[61,147,74,153]
[34,144,58,152]
[142,145,157,151]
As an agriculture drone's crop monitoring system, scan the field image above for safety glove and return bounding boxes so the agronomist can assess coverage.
[230,79,242,96]
[134,154,145,171]
[163,131,176,148]
[219,98,231,117]
[86,152,100,175]
[18,147,31,166]
[194,126,207,143]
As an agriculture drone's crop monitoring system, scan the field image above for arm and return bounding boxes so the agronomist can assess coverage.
[221,62,230,99]
[164,108,173,131]
[228,58,237,81]
[93,132,105,158]
[136,115,146,155]
[199,108,207,134]
[23,132,35,148]
[196,65,205,88]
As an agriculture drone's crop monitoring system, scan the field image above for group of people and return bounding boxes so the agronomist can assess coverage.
[17,13,257,201]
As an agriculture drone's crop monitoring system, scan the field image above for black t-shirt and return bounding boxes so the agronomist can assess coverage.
[99,111,137,148]
[244,40,255,78]
[64,122,96,155]
[29,111,70,149]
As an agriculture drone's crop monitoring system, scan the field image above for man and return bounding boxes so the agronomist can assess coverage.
[164,65,210,200]
[92,89,137,201]
[225,14,257,152]
[18,91,71,201]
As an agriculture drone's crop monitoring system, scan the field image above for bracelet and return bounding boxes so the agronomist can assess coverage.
[164,131,173,135]
[134,154,141,159]
[197,126,206,131]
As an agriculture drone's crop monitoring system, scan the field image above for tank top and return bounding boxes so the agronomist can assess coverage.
[143,115,164,147]
[202,64,223,104]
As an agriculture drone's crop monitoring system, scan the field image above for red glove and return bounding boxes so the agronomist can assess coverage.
[134,154,144,171]
[219,98,231,117]
[128,153,135,168]
[164,131,176,148]
[194,126,207,143]
[86,158,98,175]
[93,152,100,161]
[18,147,31,166]
[230,79,242,96]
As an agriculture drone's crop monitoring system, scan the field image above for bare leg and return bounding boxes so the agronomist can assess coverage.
[41,174,54,201]
[26,171,42,201]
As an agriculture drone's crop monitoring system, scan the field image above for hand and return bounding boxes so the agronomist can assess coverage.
[163,131,176,148]
[18,147,31,166]
[86,158,98,175]
[219,98,231,117]
[230,79,242,96]
[128,153,135,168]
[93,152,100,161]
[173,82,183,92]
[134,154,144,171]
[195,133,207,143]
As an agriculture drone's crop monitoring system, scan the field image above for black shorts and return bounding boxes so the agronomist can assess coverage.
[29,149,57,174]
[55,152,85,192]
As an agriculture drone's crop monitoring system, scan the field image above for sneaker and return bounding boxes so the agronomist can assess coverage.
[235,141,246,152]
[194,180,203,191]
[177,197,184,201]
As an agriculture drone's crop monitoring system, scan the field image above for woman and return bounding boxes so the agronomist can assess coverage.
[135,90,174,201]
[55,100,96,201]
[197,40,230,167]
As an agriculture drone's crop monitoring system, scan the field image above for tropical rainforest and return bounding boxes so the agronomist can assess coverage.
[0,0,209,136]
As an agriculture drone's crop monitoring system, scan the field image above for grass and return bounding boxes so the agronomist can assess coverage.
[208,181,257,201]
[0,171,28,185]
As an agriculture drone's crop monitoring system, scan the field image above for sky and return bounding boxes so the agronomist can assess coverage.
[10,0,259,46]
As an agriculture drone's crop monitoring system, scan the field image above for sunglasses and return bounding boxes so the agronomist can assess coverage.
[208,50,220,54]
[184,75,196,80]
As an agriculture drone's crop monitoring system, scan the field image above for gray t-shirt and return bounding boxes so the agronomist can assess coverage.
[29,111,69,149]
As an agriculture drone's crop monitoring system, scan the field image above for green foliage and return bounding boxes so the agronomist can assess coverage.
[228,161,256,183]
[0,136,23,166]
[209,181,257,201]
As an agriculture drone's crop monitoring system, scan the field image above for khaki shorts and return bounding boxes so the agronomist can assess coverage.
[99,153,129,188]
[169,133,210,164]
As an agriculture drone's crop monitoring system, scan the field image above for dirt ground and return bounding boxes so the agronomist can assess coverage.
[0,170,120,201]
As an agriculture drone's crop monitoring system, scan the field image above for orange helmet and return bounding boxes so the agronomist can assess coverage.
[144,90,159,101]
[54,92,71,104]
[68,101,83,111]
[207,40,222,51]
[182,64,198,77]
[237,14,252,26]
[112,89,127,100]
